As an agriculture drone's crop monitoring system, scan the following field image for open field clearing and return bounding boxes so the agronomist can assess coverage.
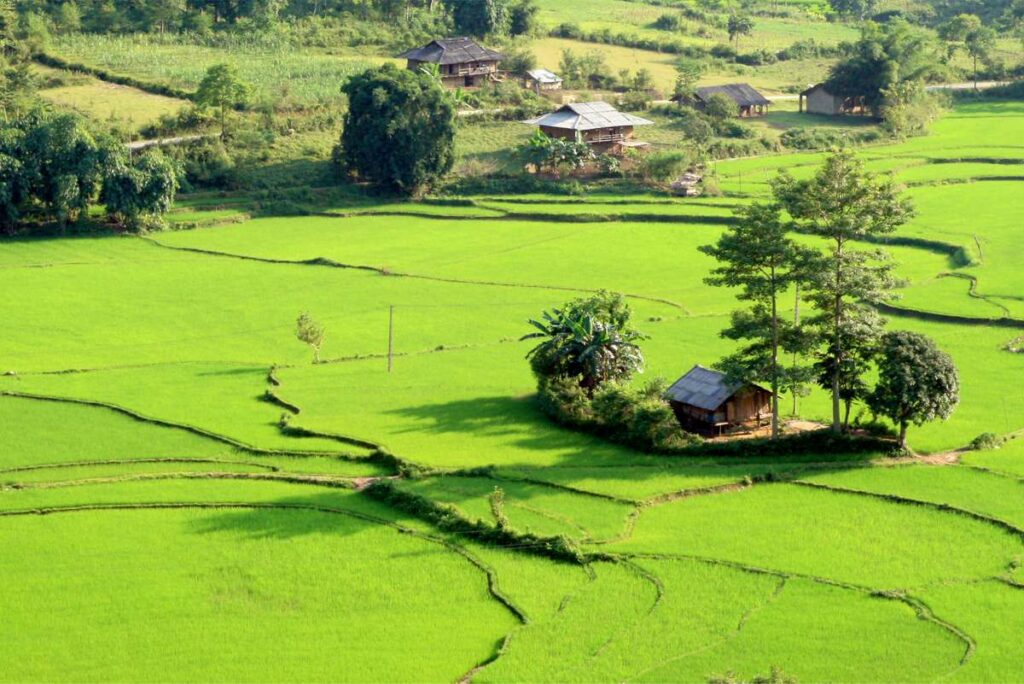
[4,99,1024,682]
[35,68,188,131]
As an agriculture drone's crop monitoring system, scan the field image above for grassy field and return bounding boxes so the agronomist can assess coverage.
[35,65,189,132]
[49,34,398,108]
[3,99,1024,682]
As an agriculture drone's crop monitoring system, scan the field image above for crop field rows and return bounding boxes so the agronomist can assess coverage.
[3,100,1024,681]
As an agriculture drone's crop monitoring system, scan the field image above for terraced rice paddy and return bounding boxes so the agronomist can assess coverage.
[3,100,1024,681]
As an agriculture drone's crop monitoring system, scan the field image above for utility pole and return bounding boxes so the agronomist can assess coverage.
[387,305,395,373]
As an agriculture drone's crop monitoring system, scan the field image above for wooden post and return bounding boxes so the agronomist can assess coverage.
[387,305,395,373]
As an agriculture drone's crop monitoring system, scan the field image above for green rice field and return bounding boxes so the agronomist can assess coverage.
[3,99,1024,681]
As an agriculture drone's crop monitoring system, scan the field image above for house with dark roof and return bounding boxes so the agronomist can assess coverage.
[799,83,869,116]
[398,37,503,88]
[685,83,771,117]
[664,365,773,435]
[524,102,654,154]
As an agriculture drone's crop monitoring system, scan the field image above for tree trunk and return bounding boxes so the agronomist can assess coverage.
[831,243,843,434]
[770,277,779,439]
[843,397,852,431]
[973,54,978,91]
[898,421,908,450]
[791,281,800,416]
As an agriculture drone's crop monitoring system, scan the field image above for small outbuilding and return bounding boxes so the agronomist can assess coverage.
[664,365,773,436]
[799,83,869,116]
[690,84,771,117]
[399,37,503,88]
[526,69,563,92]
[524,101,653,154]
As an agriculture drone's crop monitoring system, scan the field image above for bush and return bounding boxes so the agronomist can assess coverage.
[617,89,653,111]
[536,375,594,427]
[970,432,1005,450]
[633,150,693,182]
[537,377,702,453]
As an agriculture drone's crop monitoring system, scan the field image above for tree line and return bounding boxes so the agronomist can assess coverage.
[16,0,538,38]
[0,109,179,233]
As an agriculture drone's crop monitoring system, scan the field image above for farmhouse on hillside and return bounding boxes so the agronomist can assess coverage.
[664,365,773,435]
[526,68,563,92]
[687,84,771,117]
[399,37,503,88]
[524,102,653,154]
[799,83,869,116]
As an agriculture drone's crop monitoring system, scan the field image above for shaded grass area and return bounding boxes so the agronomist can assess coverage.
[0,501,516,682]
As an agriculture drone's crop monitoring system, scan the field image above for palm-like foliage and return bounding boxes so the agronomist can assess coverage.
[522,295,645,391]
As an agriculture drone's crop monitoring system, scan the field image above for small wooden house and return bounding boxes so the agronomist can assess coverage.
[524,102,653,154]
[399,37,503,88]
[799,83,868,116]
[689,84,771,117]
[526,69,563,92]
[664,365,773,436]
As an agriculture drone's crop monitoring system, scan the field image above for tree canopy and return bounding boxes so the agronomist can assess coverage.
[868,330,959,449]
[523,292,646,393]
[773,149,912,434]
[338,63,456,194]
[825,20,945,114]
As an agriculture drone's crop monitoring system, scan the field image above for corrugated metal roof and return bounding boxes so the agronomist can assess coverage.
[695,83,771,107]
[524,102,654,131]
[399,38,503,65]
[663,365,743,411]
[527,69,562,84]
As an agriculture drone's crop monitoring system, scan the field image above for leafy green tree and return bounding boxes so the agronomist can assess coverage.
[295,312,326,363]
[813,312,881,430]
[704,92,736,123]
[56,2,82,33]
[826,20,944,115]
[523,291,646,392]
[879,80,944,139]
[101,149,180,232]
[939,15,996,88]
[773,149,912,434]
[508,0,538,35]
[727,14,754,48]
[673,58,703,102]
[339,63,456,194]
[451,0,509,37]
[19,111,106,229]
[195,63,251,138]
[700,203,815,438]
[522,130,592,174]
[829,0,877,20]
[868,330,959,450]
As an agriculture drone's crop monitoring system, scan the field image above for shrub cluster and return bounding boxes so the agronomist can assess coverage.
[537,376,703,453]
[779,127,881,150]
